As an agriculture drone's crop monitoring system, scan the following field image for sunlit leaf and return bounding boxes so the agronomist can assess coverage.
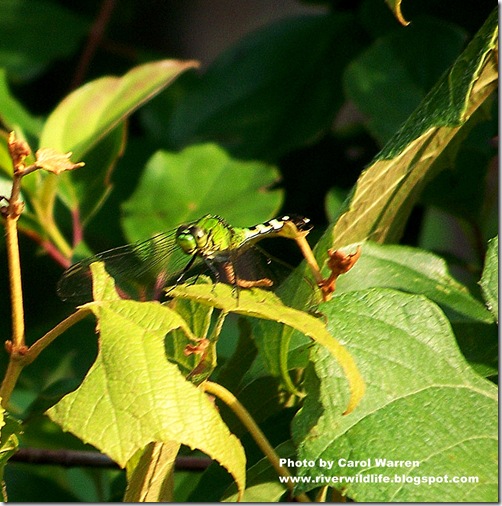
[292,288,497,501]
[39,60,198,160]
[36,60,198,254]
[331,9,497,249]
[170,282,365,414]
[335,241,494,323]
[47,264,246,497]
[480,235,498,322]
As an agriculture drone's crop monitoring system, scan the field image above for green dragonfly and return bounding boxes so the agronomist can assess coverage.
[57,214,313,304]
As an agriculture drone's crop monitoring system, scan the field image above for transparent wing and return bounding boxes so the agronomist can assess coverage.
[230,243,317,308]
[57,230,202,304]
[229,244,310,289]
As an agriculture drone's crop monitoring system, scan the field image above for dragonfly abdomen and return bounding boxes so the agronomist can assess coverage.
[240,215,311,247]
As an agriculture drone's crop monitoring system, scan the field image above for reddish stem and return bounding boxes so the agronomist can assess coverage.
[20,228,71,269]
[72,207,83,248]
[70,0,117,89]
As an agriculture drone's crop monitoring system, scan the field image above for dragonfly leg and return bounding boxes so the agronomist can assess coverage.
[174,254,199,284]
[220,261,273,289]
[165,255,201,297]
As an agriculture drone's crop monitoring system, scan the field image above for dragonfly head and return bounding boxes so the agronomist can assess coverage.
[176,224,208,255]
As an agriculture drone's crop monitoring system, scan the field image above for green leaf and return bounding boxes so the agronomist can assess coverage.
[420,104,497,225]
[331,9,498,249]
[145,14,364,159]
[0,410,22,501]
[124,441,180,502]
[335,241,493,323]
[384,0,410,25]
[480,236,498,322]
[36,59,198,253]
[56,123,126,222]
[170,282,365,415]
[292,288,497,501]
[344,17,467,145]
[0,69,43,139]
[121,144,282,243]
[39,59,198,160]
[222,441,295,502]
[0,0,90,81]
[47,265,246,497]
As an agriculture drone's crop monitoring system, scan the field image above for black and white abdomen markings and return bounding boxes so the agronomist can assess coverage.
[247,215,311,238]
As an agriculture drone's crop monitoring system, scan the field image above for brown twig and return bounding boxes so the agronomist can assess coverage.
[11,448,212,471]
[0,133,85,407]
[70,0,117,89]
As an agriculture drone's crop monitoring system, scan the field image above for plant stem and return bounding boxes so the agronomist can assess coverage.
[202,381,311,502]
[24,308,91,364]
[5,213,25,348]
[30,197,73,260]
[1,133,86,407]
[0,358,24,408]
[0,309,91,406]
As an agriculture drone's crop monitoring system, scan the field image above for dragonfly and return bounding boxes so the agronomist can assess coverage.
[57,214,313,304]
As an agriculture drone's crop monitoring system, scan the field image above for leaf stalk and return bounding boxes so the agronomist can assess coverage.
[202,380,311,502]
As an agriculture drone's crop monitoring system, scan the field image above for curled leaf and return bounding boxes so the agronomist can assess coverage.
[385,0,410,26]
[35,148,85,174]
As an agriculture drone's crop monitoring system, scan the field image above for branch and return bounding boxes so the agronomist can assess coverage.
[71,0,117,89]
[0,133,85,407]
[11,448,212,471]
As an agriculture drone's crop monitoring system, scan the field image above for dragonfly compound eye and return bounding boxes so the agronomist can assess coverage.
[176,225,208,254]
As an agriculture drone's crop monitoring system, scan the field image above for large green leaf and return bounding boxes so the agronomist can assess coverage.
[344,17,467,145]
[0,69,43,140]
[39,60,198,160]
[35,60,198,253]
[0,0,89,81]
[330,9,498,249]
[335,241,493,323]
[143,14,364,159]
[47,265,246,497]
[121,144,282,243]
[479,235,498,322]
[292,288,497,501]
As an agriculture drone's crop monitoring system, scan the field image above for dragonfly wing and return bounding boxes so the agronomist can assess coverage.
[229,245,316,306]
[227,246,289,288]
[57,231,200,304]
